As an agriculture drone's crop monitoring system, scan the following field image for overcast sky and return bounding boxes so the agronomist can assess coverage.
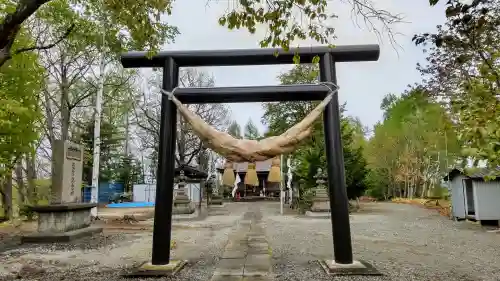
[153,0,447,134]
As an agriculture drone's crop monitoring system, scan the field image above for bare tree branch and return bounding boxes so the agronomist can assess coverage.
[13,24,75,55]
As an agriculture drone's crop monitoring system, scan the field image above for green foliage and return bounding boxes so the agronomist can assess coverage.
[243,119,261,140]
[262,64,369,203]
[365,87,460,199]
[78,119,123,185]
[415,0,499,176]
[1,0,179,61]
[0,29,43,175]
[115,154,144,192]
[217,0,334,52]
[227,121,243,139]
[454,81,500,170]
[296,181,315,214]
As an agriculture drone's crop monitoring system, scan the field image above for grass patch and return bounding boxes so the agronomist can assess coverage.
[0,178,52,219]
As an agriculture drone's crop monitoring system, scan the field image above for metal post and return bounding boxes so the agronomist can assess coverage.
[280,154,284,215]
[151,57,178,265]
[319,53,354,264]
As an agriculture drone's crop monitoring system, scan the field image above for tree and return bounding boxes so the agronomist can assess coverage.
[0,0,403,67]
[227,121,242,139]
[261,64,370,204]
[415,0,499,175]
[364,87,460,199]
[0,0,178,67]
[0,29,44,218]
[114,154,144,192]
[135,68,230,168]
[244,119,261,140]
[77,119,123,186]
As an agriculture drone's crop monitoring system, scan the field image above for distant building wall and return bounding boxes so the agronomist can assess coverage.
[81,182,124,203]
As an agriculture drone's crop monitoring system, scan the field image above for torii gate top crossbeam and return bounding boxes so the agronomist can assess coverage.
[120,44,380,68]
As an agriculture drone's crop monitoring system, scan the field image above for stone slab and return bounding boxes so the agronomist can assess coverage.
[225,243,249,251]
[218,258,246,270]
[311,201,331,212]
[305,211,331,218]
[247,246,268,255]
[242,276,273,281]
[248,241,268,248]
[209,202,225,206]
[172,206,196,215]
[318,260,382,276]
[223,249,248,259]
[214,258,246,276]
[244,254,271,276]
[123,260,187,277]
[21,226,102,243]
[211,275,244,281]
[228,235,249,242]
[172,208,202,221]
[247,235,266,241]
[30,203,97,212]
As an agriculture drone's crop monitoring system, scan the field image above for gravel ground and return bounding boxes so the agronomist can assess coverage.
[261,202,500,281]
[2,202,499,281]
[0,203,248,281]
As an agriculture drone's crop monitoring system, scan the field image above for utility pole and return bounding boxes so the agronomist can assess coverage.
[90,7,106,217]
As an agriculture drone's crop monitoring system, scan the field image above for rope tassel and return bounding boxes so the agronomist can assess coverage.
[222,161,236,187]
[244,162,259,186]
[267,157,281,183]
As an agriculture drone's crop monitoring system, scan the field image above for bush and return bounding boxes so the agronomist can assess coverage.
[296,184,315,214]
[365,187,386,201]
[19,205,36,221]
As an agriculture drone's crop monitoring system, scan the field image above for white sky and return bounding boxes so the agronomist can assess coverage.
[156,0,447,134]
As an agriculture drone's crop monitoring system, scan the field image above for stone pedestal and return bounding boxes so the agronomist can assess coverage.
[173,188,195,214]
[306,168,331,217]
[209,194,224,205]
[22,141,101,243]
[125,260,188,277]
[310,188,331,212]
[318,259,381,276]
[22,203,102,243]
[209,184,225,206]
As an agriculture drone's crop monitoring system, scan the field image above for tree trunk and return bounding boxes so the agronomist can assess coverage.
[26,153,37,204]
[42,89,57,202]
[1,173,13,220]
[405,179,409,198]
[0,0,51,67]
[60,71,71,141]
[15,158,25,205]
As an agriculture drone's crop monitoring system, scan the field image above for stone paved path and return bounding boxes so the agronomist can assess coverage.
[210,206,273,281]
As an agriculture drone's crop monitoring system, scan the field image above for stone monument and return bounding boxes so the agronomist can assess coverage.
[22,140,101,243]
[173,169,195,214]
[208,175,223,206]
[306,168,331,217]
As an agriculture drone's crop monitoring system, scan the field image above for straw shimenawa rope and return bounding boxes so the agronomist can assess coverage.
[162,84,338,162]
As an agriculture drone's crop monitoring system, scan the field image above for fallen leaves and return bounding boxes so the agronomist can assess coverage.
[391,197,451,217]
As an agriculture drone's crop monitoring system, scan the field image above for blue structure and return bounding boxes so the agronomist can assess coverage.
[107,202,155,208]
[81,182,125,203]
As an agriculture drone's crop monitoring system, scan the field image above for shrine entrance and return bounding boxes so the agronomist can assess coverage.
[121,44,380,275]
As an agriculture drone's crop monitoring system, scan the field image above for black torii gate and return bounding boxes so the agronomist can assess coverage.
[121,44,380,275]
